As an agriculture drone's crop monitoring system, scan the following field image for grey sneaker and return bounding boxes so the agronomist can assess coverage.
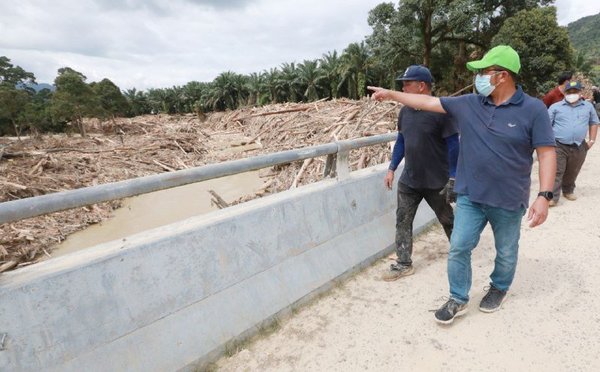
[434,298,468,324]
[381,264,415,281]
[479,285,507,313]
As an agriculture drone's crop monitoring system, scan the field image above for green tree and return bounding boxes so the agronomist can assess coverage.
[146,88,168,114]
[492,6,573,96]
[365,0,554,92]
[0,57,38,136]
[22,88,57,134]
[574,51,594,75]
[207,71,248,110]
[567,12,600,64]
[164,86,187,114]
[91,78,129,122]
[297,59,324,102]
[50,67,97,136]
[182,81,210,113]
[263,68,282,104]
[0,85,31,137]
[319,51,342,98]
[124,88,150,116]
[339,42,371,99]
[277,62,301,102]
[0,56,35,87]
[245,72,267,106]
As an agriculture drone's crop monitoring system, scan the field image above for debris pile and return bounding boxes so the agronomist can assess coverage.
[0,98,400,270]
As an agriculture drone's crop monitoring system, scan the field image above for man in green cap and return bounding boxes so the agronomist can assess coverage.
[368,45,556,324]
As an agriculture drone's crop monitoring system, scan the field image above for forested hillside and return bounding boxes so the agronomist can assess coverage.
[568,12,600,63]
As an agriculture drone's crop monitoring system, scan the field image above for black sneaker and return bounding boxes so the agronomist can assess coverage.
[434,298,468,324]
[479,285,507,313]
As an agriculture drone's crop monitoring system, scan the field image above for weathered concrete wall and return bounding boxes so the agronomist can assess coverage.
[0,164,435,371]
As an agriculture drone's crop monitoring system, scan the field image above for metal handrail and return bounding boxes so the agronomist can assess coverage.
[0,133,397,224]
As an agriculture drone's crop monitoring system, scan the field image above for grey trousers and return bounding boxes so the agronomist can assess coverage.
[395,182,454,266]
[552,141,589,201]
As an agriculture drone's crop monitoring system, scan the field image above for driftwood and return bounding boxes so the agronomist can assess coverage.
[208,190,230,209]
[1,146,141,159]
[1,181,28,190]
[239,106,311,121]
[291,158,314,189]
[0,97,401,271]
[0,261,18,273]
[153,159,177,172]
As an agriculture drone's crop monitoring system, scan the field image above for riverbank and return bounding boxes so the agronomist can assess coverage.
[0,98,399,270]
[215,145,600,371]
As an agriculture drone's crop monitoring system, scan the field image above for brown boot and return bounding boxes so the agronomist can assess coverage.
[563,193,577,201]
[382,264,415,281]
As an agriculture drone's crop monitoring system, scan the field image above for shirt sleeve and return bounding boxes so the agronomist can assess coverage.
[445,134,459,178]
[389,133,405,171]
[589,103,600,125]
[439,96,460,117]
[548,104,557,126]
[531,103,556,148]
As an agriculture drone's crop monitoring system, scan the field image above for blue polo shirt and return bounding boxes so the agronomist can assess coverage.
[548,99,600,145]
[440,86,555,211]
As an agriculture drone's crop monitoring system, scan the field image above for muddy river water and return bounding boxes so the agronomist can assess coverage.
[51,171,263,256]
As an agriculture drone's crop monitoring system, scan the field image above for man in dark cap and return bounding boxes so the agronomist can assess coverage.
[382,65,459,281]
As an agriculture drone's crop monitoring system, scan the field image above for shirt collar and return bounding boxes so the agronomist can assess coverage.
[561,98,584,107]
[481,85,524,106]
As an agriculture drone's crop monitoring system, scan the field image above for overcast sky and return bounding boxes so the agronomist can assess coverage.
[1,0,598,90]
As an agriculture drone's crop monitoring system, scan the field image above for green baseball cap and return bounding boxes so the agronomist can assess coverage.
[466,45,521,74]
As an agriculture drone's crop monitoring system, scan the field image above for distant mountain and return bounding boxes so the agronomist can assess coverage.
[567,12,600,62]
[16,82,55,92]
[29,82,55,92]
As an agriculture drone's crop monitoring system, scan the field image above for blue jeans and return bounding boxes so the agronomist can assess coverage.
[448,195,525,304]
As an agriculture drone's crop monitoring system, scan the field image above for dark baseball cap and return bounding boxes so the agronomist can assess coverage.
[395,65,433,84]
[564,81,582,91]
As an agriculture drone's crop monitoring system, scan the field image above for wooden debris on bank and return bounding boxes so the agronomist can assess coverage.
[0,97,400,269]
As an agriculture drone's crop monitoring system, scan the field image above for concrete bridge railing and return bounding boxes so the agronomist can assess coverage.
[0,135,436,371]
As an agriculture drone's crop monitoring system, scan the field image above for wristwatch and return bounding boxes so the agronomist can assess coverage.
[537,191,554,201]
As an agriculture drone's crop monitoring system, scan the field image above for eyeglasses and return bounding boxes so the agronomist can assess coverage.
[478,69,507,76]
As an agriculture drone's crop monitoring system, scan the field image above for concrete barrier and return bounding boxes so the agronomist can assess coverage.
[0,164,436,371]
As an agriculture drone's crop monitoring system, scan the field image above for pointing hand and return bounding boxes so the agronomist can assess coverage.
[367,86,388,102]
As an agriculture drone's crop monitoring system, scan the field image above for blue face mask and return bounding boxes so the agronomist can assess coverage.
[475,73,496,97]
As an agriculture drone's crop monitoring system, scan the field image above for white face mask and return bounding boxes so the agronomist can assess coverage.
[565,94,580,103]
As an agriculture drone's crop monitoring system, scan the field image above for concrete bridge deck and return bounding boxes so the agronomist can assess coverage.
[215,147,600,372]
[2,140,599,371]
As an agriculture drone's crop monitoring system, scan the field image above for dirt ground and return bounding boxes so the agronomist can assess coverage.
[0,98,399,271]
[215,145,600,371]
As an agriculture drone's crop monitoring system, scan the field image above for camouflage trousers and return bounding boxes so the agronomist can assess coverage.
[395,182,454,266]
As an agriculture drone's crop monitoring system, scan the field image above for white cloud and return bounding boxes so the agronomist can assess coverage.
[555,0,600,25]
[1,0,381,89]
[1,0,597,90]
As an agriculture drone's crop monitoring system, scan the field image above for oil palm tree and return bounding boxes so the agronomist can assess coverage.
[207,71,244,110]
[297,59,325,102]
[319,51,342,99]
[339,42,372,99]
[278,62,301,102]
